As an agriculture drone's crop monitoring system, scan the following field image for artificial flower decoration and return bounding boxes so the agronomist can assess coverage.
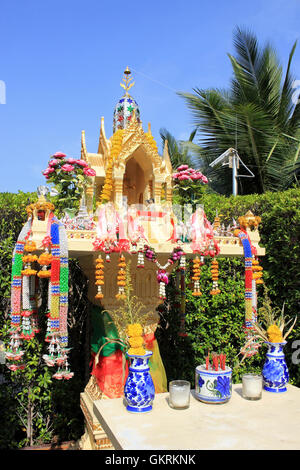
[251,287,297,345]
[42,152,96,212]
[172,165,208,184]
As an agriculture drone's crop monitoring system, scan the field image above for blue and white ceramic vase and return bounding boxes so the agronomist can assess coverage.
[124,351,155,413]
[262,342,289,393]
[195,365,232,404]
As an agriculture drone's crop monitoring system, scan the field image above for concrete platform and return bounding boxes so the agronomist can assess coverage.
[93,384,300,450]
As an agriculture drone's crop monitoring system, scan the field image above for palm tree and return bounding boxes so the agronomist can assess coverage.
[179,27,300,195]
[159,127,197,169]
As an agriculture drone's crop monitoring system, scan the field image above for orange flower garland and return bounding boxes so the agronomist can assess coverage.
[252,257,263,285]
[37,252,52,278]
[116,255,126,300]
[210,259,221,295]
[192,256,203,296]
[21,241,38,276]
[24,240,37,252]
[95,256,105,300]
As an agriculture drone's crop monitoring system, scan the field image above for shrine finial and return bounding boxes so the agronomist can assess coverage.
[120,66,135,95]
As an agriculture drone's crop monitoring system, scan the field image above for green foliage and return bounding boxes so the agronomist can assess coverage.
[157,187,300,387]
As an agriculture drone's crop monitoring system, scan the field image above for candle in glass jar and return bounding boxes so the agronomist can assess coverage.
[242,374,262,400]
[169,380,190,409]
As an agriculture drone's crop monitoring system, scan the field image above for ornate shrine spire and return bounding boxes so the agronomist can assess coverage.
[113,67,141,133]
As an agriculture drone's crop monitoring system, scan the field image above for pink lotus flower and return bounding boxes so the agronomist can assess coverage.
[76,159,88,167]
[83,167,96,177]
[52,152,66,159]
[61,164,74,172]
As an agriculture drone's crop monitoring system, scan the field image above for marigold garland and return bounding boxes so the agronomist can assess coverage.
[252,257,264,285]
[192,255,203,296]
[37,251,52,278]
[95,256,105,299]
[116,254,127,299]
[210,259,221,295]
[21,241,38,276]
[24,240,37,252]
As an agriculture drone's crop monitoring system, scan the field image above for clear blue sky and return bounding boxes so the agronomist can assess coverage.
[0,0,299,193]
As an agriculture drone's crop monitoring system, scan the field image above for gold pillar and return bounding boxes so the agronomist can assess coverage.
[166,186,172,203]
[154,182,162,205]
[86,185,94,214]
[114,178,123,208]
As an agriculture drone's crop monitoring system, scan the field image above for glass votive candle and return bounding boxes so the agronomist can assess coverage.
[169,380,191,409]
[242,374,262,400]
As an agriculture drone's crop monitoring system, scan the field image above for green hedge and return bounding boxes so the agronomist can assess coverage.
[157,188,300,387]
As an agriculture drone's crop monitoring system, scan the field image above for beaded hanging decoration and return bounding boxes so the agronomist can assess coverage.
[7,213,73,380]
[43,218,73,379]
[7,218,32,370]
[234,228,260,357]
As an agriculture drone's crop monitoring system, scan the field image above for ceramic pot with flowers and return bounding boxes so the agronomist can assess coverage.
[123,322,156,412]
[251,293,297,394]
[262,342,289,393]
[124,350,155,412]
